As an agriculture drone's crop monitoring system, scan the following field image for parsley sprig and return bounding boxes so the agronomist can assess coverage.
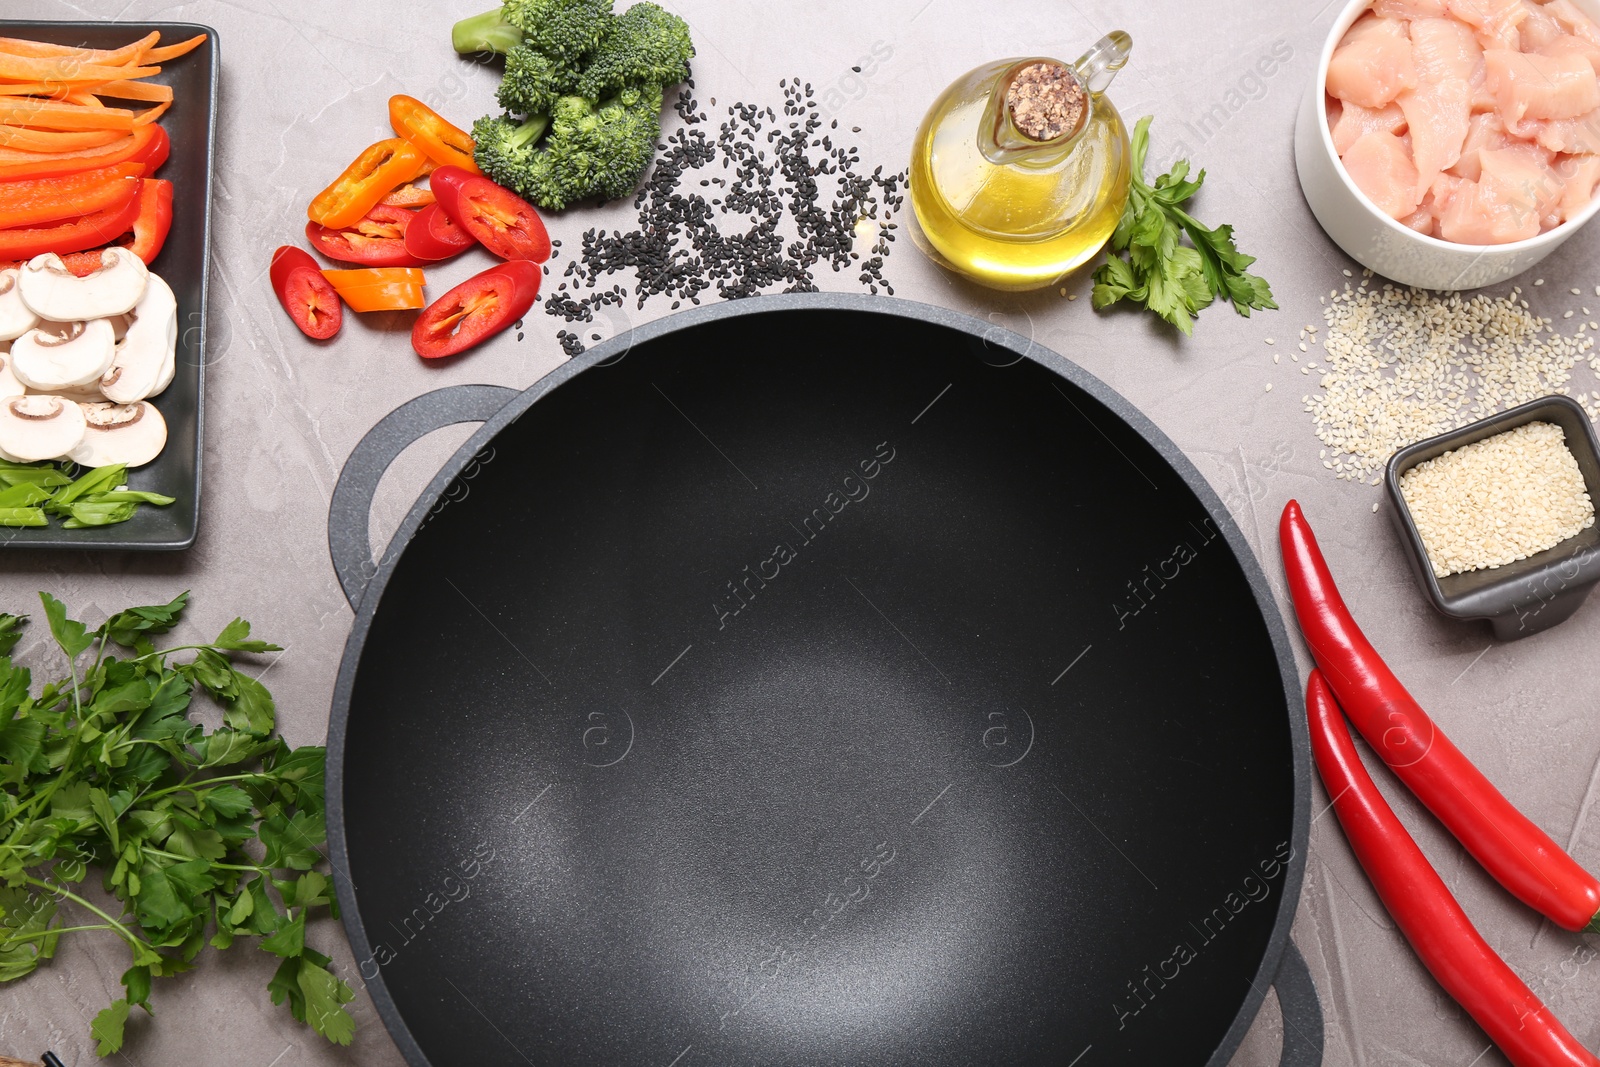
[1092,115,1277,335]
[0,593,354,1055]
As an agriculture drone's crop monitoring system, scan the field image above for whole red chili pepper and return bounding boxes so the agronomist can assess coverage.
[1306,670,1600,1067]
[1280,499,1600,933]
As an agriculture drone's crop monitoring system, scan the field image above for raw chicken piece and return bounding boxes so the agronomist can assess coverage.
[1482,143,1563,216]
[1537,33,1600,76]
[1332,100,1409,153]
[1485,49,1600,122]
[1532,109,1600,153]
[1518,0,1568,49]
[1376,0,1448,14]
[1399,204,1439,232]
[1544,0,1600,43]
[1437,174,1543,241]
[1448,0,1528,48]
[1342,130,1424,217]
[1451,111,1513,178]
[1327,94,1343,138]
[1399,19,1479,195]
[1329,15,1419,108]
[1554,152,1600,218]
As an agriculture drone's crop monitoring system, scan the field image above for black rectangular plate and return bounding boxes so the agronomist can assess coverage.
[0,21,216,550]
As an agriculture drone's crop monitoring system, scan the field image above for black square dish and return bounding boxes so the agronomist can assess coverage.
[1385,394,1600,639]
[0,21,217,550]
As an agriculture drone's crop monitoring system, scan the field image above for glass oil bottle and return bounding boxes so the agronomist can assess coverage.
[908,32,1134,291]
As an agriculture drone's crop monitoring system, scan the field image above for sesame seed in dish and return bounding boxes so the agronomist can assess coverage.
[1399,421,1595,579]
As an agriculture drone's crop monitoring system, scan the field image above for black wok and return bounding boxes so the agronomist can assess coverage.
[325,293,1321,1066]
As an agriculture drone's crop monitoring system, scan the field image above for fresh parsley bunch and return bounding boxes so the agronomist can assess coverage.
[1092,116,1277,335]
[0,593,353,1055]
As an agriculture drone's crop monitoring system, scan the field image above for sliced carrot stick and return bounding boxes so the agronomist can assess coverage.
[92,79,172,103]
[0,125,128,151]
[0,31,158,66]
[0,100,134,131]
[131,102,170,126]
[0,81,100,98]
[0,129,145,164]
[63,90,103,107]
[142,34,206,63]
[0,55,160,83]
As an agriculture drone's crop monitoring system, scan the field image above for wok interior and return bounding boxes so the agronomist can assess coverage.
[342,308,1295,1066]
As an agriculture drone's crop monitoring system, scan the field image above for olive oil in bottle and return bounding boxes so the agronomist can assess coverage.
[908,33,1134,291]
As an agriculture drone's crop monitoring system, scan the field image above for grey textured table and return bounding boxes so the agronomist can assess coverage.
[4,0,1600,1064]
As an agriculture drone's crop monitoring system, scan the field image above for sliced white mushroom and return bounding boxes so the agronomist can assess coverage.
[29,382,106,404]
[68,401,166,468]
[100,273,177,404]
[0,268,38,342]
[10,318,116,392]
[107,313,133,343]
[0,347,22,399]
[18,248,148,322]
[0,394,86,461]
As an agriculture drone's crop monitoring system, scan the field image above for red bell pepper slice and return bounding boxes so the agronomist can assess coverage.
[402,203,474,262]
[123,177,173,264]
[0,162,143,229]
[0,123,167,182]
[308,138,426,231]
[306,204,424,267]
[57,179,174,277]
[430,165,550,263]
[389,95,479,175]
[270,246,342,340]
[412,260,540,359]
[0,184,142,261]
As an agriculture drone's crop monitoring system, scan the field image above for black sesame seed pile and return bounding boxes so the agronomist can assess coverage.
[543,75,907,356]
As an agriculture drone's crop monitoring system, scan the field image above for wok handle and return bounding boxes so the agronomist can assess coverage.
[328,384,520,610]
[1273,939,1324,1067]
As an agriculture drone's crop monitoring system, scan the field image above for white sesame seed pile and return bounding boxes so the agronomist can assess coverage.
[1303,274,1598,484]
[1399,421,1595,578]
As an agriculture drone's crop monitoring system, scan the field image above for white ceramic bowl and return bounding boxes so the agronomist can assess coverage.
[1294,0,1600,290]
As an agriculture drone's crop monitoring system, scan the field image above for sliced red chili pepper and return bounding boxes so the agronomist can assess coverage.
[0,123,166,182]
[0,185,142,260]
[430,164,550,263]
[270,245,342,340]
[308,138,426,231]
[1280,500,1600,932]
[412,260,540,359]
[1307,671,1600,1067]
[389,95,480,175]
[402,202,474,263]
[0,162,143,229]
[306,204,425,267]
[322,267,426,313]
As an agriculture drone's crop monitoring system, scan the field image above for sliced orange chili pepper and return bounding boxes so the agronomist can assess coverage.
[389,95,479,175]
[322,267,426,312]
[308,138,426,230]
[380,181,435,208]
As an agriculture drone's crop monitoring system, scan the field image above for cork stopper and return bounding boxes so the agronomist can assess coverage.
[1006,61,1086,142]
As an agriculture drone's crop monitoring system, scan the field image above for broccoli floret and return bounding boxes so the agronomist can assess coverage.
[471,113,552,197]
[575,2,694,100]
[497,43,580,116]
[502,0,615,63]
[451,10,523,54]
[476,88,662,210]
